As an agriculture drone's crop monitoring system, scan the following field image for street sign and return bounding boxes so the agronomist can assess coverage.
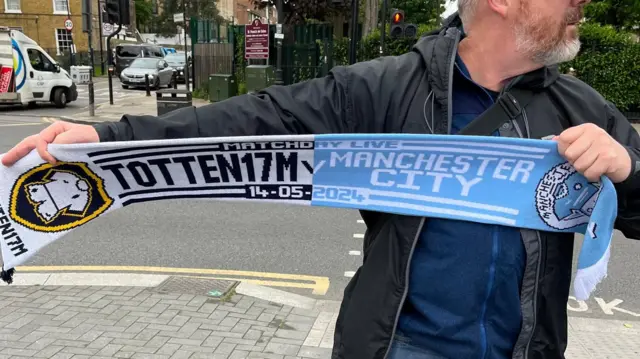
[102,23,113,35]
[245,19,269,60]
[64,18,74,31]
[173,13,184,23]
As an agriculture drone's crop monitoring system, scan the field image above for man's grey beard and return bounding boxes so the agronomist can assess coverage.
[514,26,582,66]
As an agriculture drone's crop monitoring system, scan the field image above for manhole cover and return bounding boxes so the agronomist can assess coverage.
[153,276,239,298]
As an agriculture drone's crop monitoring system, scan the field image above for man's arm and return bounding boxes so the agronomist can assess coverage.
[94,57,400,142]
[605,102,640,239]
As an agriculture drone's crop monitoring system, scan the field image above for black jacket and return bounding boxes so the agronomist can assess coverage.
[94,15,640,359]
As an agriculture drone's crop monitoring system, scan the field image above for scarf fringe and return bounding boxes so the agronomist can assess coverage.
[1,267,15,284]
[573,242,611,301]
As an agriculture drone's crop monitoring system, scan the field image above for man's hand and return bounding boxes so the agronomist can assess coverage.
[1,121,99,167]
[554,123,632,183]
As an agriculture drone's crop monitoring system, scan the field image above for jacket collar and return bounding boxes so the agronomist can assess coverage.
[413,12,560,99]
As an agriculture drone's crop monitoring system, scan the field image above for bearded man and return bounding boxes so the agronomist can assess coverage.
[3,0,640,358]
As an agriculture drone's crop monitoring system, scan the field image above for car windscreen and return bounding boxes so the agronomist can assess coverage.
[129,58,158,68]
[116,46,142,58]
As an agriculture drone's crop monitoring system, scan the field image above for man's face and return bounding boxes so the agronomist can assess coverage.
[511,0,587,66]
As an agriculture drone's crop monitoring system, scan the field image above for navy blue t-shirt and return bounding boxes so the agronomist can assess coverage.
[395,55,526,359]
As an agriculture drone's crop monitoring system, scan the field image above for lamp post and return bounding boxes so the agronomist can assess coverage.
[348,0,359,64]
[274,0,284,85]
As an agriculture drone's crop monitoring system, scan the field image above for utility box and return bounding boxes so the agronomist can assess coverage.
[245,65,275,93]
[208,74,237,102]
[157,89,192,116]
[70,65,92,85]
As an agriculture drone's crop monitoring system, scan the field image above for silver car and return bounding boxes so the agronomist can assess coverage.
[119,58,174,89]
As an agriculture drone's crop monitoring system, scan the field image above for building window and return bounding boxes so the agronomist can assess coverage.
[55,29,73,55]
[53,0,69,14]
[4,0,21,13]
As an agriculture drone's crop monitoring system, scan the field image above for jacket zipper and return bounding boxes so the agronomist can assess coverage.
[523,231,543,359]
[382,218,426,359]
[446,31,461,134]
[382,29,460,359]
[479,227,500,359]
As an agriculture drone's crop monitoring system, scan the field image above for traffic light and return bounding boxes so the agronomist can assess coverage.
[389,9,418,39]
[105,0,120,24]
[104,0,130,25]
[390,9,404,39]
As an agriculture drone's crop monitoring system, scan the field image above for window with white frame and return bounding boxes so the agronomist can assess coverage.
[53,0,69,14]
[55,29,73,55]
[4,0,21,12]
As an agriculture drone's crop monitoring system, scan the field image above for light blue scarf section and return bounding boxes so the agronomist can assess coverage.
[311,134,617,300]
[0,133,617,300]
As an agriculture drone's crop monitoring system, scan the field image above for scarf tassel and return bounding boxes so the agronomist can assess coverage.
[1,268,15,284]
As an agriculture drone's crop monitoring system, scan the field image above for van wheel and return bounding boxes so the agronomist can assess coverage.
[53,88,67,108]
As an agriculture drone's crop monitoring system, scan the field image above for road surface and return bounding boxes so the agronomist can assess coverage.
[1,120,640,323]
[0,77,183,119]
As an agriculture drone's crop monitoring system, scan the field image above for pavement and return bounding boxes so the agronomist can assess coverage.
[1,273,640,359]
[0,77,190,120]
[43,91,209,125]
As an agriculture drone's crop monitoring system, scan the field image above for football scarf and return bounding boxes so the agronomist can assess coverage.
[0,134,617,301]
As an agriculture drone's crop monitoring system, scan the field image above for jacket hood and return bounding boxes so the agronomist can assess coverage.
[412,12,560,95]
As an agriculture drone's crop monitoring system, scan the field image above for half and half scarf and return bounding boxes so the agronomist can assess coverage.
[0,134,617,300]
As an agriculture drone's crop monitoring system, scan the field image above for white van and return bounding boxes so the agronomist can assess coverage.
[0,28,78,108]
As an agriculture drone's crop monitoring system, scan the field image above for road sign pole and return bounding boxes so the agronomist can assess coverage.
[275,0,283,86]
[106,22,122,105]
[380,0,387,55]
[83,0,95,116]
[182,1,189,91]
[348,0,359,65]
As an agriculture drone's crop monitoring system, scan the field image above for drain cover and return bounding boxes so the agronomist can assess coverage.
[153,276,239,298]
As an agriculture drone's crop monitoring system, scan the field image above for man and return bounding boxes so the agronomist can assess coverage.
[3,0,640,357]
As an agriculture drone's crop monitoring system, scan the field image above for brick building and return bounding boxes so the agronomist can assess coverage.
[0,0,103,55]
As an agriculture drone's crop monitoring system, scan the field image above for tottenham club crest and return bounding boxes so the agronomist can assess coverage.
[535,162,601,231]
[9,162,113,232]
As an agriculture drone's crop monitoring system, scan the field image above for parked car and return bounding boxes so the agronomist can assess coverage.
[113,43,165,76]
[164,53,190,83]
[119,58,174,89]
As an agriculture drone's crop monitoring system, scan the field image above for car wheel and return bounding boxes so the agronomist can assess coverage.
[122,84,129,89]
[52,88,67,108]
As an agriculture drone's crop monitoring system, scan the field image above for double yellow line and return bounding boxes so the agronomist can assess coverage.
[15,265,330,295]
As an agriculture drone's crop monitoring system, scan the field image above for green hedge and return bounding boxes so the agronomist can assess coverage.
[327,23,640,111]
[562,23,640,111]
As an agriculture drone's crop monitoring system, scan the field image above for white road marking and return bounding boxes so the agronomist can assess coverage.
[567,296,640,317]
[353,233,364,239]
[357,220,364,224]
[344,271,355,278]
[349,251,361,256]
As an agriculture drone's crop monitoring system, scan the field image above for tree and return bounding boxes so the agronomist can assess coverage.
[250,0,351,25]
[135,0,154,30]
[153,0,224,38]
[584,0,640,31]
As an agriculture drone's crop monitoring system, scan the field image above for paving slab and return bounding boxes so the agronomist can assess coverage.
[0,273,639,358]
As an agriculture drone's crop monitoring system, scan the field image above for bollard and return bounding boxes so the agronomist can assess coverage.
[173,73,178,89]
[88,81,95,116]
[145,74,151,96]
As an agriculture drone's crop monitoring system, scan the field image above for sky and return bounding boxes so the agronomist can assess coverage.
[442,0,458,18]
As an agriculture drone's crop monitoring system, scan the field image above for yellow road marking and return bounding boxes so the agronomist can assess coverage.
[0,123,44,127]
[16,265,330,295]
